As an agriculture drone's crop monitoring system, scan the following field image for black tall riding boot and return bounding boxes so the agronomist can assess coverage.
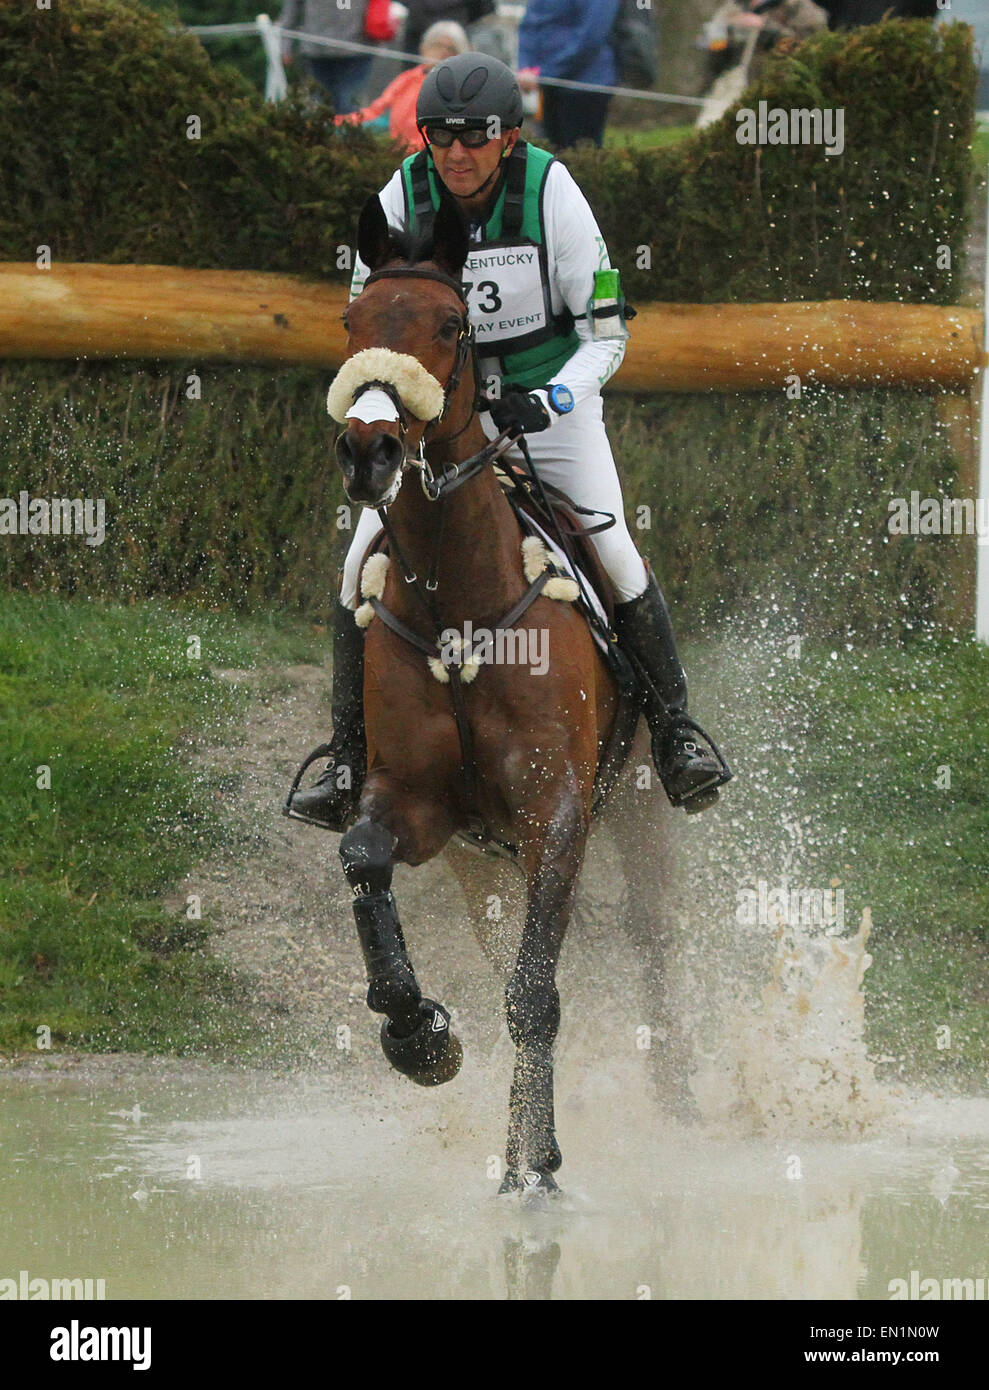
[614,565,731,813]
[283,599,367,831]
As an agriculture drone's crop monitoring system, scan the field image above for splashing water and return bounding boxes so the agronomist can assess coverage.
[691,906,884,1137]
[632,617,904,1142]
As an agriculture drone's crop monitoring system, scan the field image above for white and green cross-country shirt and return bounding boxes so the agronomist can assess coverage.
[350,141,626,404]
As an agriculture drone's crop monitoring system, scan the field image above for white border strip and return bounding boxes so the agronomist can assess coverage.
[977,163,989,644]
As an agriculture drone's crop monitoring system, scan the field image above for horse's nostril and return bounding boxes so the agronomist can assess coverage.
[336,432,357,475]
[372,433,405,472]
[336,428,405,504]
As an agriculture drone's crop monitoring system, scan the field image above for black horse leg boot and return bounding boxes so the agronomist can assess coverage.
[613,564,732,813]
[284,599,367,831]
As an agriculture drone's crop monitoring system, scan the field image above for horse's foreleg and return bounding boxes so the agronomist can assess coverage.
[501,791,587,1196]
[338,814,462,1086]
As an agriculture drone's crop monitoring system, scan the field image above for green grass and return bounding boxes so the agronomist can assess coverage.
[796,636,989,1083]
[0,593,325,1057]
[608,122,987,164]
[974,128,988,169]
[605,112,986,164]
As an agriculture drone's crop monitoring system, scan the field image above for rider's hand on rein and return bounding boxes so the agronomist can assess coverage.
[486,388,552,436]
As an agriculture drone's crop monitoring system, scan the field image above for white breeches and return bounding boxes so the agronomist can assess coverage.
[339,392,649,609]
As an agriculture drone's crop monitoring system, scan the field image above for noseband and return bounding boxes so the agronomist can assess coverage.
[357,265,477,445]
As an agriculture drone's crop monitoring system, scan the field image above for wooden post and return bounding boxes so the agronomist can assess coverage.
[0,263,983,392]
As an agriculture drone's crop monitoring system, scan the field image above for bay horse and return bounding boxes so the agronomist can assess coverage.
[330,193,641,1195]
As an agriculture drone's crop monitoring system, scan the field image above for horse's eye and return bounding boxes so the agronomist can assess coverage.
[439,318,461,341]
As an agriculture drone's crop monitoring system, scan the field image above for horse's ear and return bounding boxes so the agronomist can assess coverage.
[357,195,394,272]
[430,194,469,279]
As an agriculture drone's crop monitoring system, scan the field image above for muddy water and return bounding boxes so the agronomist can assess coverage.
[2,1052,987,1301]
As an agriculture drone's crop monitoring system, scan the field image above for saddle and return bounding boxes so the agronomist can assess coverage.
[495,463,617,628]
[357,467,618,630]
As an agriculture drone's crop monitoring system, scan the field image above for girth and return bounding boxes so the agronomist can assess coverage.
[368,503,558,841]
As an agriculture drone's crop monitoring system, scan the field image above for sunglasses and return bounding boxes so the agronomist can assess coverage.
[423,125,494,149]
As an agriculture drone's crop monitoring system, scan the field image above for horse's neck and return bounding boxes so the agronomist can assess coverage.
[386,424,522,627]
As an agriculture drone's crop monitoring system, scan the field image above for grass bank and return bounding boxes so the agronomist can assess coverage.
[0,593,323,1057]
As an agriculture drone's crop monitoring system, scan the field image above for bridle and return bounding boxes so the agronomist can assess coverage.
[349,264,519,503]
[359,265,474,435]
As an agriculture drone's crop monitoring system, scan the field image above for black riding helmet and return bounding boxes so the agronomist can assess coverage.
[416,52,524,134]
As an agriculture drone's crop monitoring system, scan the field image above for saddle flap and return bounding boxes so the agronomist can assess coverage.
[497,464,617,626]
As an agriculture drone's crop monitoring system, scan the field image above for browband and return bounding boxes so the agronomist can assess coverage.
[363,265,468,304]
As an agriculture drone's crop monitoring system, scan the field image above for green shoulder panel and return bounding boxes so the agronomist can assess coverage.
[400,149,441,229]
[518,144,555,244]
[481,143,554,242]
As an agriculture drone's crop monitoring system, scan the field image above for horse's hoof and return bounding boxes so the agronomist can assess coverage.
[498,1168,561,1198]
[379,999,463,1087]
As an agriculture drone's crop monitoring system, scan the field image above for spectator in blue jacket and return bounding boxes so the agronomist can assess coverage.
[519,0,620,148]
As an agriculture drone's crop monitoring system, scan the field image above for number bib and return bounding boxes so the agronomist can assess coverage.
[461,241,553,354]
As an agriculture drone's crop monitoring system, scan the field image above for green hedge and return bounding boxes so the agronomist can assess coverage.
[0,362,963,640]
[0,360,342,612]
[575,17,977,305]
[0,2,974,300]
[0,1,979,637]
[613,388,963,638]
[143,0,269,95]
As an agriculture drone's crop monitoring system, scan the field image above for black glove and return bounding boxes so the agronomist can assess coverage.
[487,388,551,435]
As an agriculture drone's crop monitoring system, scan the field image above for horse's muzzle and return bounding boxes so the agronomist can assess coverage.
[337,429,406,507]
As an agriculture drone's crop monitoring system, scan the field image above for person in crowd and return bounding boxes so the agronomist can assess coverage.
[334,22,470,150]
[403,1,495,57]
[699,0,826,91]
[518,0,620,149]
[706,0,827,53]
[281,0,378,114]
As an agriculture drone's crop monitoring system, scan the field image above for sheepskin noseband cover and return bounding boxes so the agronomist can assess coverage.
[327,349,446,425]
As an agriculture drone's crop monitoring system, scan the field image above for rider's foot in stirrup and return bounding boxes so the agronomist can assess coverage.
[284,757,360,832]
[655,718,729,814]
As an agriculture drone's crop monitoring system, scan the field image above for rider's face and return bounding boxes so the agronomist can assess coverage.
[430,128,519,203]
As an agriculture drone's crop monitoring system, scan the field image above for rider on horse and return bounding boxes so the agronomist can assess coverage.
[287,53,730,830]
